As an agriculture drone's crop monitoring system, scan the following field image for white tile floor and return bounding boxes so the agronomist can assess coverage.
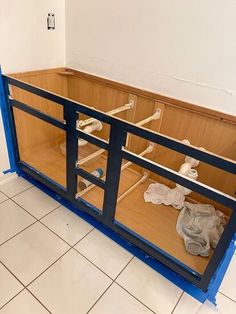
[0,176,235,314]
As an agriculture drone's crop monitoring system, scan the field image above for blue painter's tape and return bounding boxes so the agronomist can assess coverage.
[0,66,16,173]
[207,236,236,305]
[3,168,12,174]
[18,171,235,304]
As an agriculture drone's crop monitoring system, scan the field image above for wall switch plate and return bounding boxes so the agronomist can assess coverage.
[47,13,55,30]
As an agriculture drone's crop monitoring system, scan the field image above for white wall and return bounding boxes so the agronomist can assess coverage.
[66,0,236,115]
[0,0,65,174]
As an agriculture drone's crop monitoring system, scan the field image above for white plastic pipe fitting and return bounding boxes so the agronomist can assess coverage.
[78,120,103,146]
[175,139,205,196]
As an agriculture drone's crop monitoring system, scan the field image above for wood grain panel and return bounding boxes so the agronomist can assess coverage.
[11,70,68,159]
[150,105,236,214]
[68,76,129,141]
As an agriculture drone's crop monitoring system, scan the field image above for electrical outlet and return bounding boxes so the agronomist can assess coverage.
[47,13,55,30]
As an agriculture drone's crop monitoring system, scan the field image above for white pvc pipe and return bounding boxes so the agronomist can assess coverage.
[77,143,154,198]
[77,101,134,128]
[78,120,103,146]
[121,143,154,171]
[77,148,106,166]
[136,109,161,127]
[175,139,205,195]
[117,172,149,203]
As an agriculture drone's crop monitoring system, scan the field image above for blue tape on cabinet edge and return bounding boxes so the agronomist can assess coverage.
[15,170,235,305]
[0,68,16,173]
[207,235,236,305]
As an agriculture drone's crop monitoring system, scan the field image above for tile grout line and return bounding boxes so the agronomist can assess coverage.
[0,288,25,311]
[218,291,236,304]
[0,260,26,289]
[1,183,180,313]
[0,198,12,206]
[113,256,134,281]
[0,197,9,205]
[0,197,63,248]
[25,247,73,288]
[1,193,114,296]
[86,281,115,314]
[71,227,95,247]
[0,220,38,248]
[114,282,157,314]
[171,291,184,314]
[0,199,62,249]
[5,194,133,285]
[8,191,95,251]
[2,195,157,313]
[0,287,52,314]
[39,219,94,248]
[9,197,61,222]
[72,230,134,282]
[86,255,157,314]
[38,220,72,247]
[1,216,175,314]
[37,204,62,220]
[3,184,132,279]
[86,257,141,314]
[0,185,33,199]
[111,256,157,313]
[0,261,51,313]
[25,287,52,314]
[72,247,114,281]
[112,256,158,313]
[2,183,153,312]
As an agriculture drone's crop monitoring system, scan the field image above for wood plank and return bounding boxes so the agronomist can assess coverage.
[67,68,236,124]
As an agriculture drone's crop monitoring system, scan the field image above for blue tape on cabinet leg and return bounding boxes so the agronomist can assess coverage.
[206,235,236,305]
[0,67,17,174]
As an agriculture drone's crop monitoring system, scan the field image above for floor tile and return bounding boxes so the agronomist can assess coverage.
[219,254,236,301]
[13,187,60,219]
[0,177,32,198]
[0,290,49,314]
[0,263,23,308]
[41,206,93,245]
[0,192,8,204]
[116,257,182,314]
[173,292,236,314]
[90,282,152,314]
[75,229,133,279]
[0,200,36,245]
[29,249,112,314]
[0,222,69,285]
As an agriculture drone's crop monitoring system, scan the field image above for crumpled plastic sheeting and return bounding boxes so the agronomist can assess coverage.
[144,183,185,209]
[176,202,226,257]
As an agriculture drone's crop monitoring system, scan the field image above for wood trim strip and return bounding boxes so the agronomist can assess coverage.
[9,67,66,79]
[6,66,236,123]
[65,68,236,124]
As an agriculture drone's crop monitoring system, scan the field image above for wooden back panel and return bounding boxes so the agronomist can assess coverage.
[68,75,130,141]
[9,68,236,215]
[150,105,236,214]
[11,69,67,155]
[66,69,235,215]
